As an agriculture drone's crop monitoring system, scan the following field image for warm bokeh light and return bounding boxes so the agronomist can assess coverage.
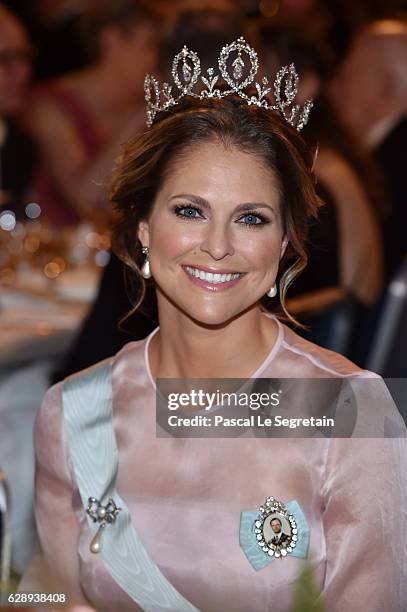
[43,261,62,279]
[23,235,40,253]
[0,267,16,285]
[85,231,100,249]
[53,257,66,272]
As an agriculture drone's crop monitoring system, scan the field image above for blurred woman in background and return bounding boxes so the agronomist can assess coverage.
[24,0,159,227]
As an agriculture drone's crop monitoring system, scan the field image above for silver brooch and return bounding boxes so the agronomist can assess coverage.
[85,496,122,554]
[254,497,298,559]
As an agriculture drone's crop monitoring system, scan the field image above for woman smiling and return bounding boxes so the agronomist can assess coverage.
[20,40,406,612]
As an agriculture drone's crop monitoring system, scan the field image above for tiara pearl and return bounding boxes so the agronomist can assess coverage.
[144,37,313,131]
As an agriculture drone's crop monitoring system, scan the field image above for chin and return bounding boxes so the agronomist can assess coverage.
[181,302,252,329]
[189,311,233,328]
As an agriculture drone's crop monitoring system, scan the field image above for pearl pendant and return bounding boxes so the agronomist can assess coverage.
[267,284,277,298]
[141,258,151,279]
[90,523,106,554]
[86,496,122,553]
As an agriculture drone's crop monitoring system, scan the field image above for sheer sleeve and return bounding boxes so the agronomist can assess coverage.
[320,437,407,611]
[19,383,94,608]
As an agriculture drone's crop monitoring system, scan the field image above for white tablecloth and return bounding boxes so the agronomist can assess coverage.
[0,267,100,574]
[0,360,52,573]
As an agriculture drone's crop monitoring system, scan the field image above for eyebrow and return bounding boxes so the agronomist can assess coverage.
[169,194,277,216]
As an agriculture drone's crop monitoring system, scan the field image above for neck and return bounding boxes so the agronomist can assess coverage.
[149,303,279,381]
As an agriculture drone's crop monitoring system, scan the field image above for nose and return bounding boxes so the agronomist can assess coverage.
[199,221,235,260]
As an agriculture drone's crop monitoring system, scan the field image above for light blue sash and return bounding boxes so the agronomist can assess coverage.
[63,361,199,612]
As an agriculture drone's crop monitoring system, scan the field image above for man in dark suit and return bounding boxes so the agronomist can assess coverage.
[267,517,290,548]
[332,19,407,283]
[331,20,407,369]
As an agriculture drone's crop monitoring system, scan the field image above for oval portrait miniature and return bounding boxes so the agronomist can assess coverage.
[254,497,298,558]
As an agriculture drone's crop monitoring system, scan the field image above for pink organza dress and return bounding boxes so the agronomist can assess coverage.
[20,315,407,611]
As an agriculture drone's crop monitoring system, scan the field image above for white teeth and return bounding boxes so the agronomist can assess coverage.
[185,266,242,284]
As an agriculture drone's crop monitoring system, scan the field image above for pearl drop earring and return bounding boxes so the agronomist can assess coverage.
[141,246,152,279]
[267,284,277,298]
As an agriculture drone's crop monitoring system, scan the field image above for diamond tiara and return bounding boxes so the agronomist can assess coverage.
[144,36,313,131]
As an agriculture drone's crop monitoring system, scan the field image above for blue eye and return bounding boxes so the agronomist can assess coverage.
[238,213,269,227]
[174,205,203,219]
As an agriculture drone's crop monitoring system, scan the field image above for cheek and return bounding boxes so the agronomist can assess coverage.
[240,231,284,267]
[150,223,198,260]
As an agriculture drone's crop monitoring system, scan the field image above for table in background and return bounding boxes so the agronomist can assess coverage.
[0,264,101,574]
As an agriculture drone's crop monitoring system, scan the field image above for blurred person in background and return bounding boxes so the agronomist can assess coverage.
[29,0,88,79]
[24,0,159,228]
[0,4,36,218]
[161,5,245,72]
[258,0,333,41]
[0,0,87,79]
[332,19,407,283]
[153,0,237,24]
[239,0,407,62]
[259,26,384,348]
